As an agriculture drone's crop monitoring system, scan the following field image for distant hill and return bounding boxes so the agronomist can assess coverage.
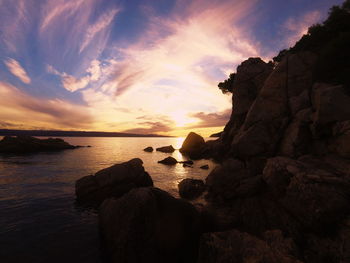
[0,129,170,138]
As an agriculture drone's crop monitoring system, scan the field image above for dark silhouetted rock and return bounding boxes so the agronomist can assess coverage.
[156,145,175,153]
[198,229,302,263]
[75,158,153,206]
[143,146,153,152]
[183,163,192,168]
[179,160,194,165]
[209,132,222,137]
[158,156,177,165]
[0,135,78,154]
[200,165,209,170]
[178,179,205,199]
[99,187,201,263]
[180,132,206,159]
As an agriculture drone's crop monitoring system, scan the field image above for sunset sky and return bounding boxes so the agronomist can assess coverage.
[0,0,343,137]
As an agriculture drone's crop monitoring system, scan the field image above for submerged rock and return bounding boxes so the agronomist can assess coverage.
[75,158,153,206]
[200,165,209,170]
[158,156,178,165]
[99,187,201,263]
[0,135,78,154]
[180,132,206,159]
[143,146,154,152]
[156,145,175,153]
[178,179,205,199]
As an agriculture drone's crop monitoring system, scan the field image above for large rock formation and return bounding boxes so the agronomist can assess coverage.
[75,158,153,206]
[99,187,201,263]
[0,135,79,154]
[180,132,206,159]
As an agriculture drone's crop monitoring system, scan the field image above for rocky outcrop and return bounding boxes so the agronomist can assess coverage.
[0,135,79,154]
[143,146,153,152]
[158,156,178,165]
[180,132,206,159]
[178,179,205,199]
[75,158,153,205]
[198,229,302,263]
[156,145,175,153]
[99,187,201,263]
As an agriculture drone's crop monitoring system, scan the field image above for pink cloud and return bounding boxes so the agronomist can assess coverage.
[4,58,31,84]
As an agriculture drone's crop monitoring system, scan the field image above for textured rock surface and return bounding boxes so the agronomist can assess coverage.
[75,158,153,205]
[99,187,201,263]
[178,179,205,199]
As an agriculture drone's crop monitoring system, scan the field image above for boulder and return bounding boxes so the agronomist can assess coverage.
[143,146,153,152]
[180,132,206,159]
[0,135,78,154]
[178,179,205,199]
[99,187,201,263]
[156,145,175,153]
[75,158,153,205]
[197,229,302,263]
[328,121,350,158]
[200,165,209,170]
[158,156,178,165]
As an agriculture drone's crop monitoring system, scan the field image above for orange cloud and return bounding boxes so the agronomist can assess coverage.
[4,58,31,84]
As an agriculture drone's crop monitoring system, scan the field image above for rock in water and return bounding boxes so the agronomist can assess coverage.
[180,132,206,159]
[200,165,209,170]
[99,187,201,263]
[178,179,205,199]
[156,145,175,153]
[0,135,78,154]
[75,158,153,206]
[158,156,178,165]
[143,146,153,152]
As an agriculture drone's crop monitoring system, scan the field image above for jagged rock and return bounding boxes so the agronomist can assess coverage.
[328,121,350,158]
[178,179,205,199]
[200,165,209,170]
[143,146,153,152]
[158,156,178,165]
[156,145,175,153]
[209,132,222,137]
[221,58,273,143]
[75,158,153,205]
[0,135,78,154]
[99,187,201,263]
[289,89,311,116]
[231,52,317,158]
[180,132,206,159]
[197,229,302,263]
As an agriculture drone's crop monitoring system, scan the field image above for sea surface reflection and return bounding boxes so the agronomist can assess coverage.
[0,137,216,263]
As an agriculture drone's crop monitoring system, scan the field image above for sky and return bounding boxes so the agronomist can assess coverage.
[0,0,343,137]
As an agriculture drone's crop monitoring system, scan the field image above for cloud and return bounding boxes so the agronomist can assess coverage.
[79,9,119,53]
[4,58,31,84]
[188,109,231,128]
[281,10,322,47]
[122,121,174,134]
[0,81,93,129]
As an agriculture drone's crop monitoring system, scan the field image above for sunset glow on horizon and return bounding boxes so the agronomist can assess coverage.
[0,0,342,137]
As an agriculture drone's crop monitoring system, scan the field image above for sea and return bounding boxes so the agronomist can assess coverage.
[0,137,216,263]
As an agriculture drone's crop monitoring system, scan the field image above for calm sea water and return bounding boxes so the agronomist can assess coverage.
[0,137,216,263]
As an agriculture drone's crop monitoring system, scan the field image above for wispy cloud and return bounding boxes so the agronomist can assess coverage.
[188,109,231,128]
[4,58,31,84]
[79,9,119,53]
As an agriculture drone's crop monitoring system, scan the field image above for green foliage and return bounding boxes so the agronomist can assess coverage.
[218,73,236,94]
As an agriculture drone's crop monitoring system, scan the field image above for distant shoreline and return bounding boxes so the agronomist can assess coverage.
[0,129,172,138]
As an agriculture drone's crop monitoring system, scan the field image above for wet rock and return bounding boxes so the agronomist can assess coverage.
[183,163,192,168]
[156,145,175,153]
[179,160,194,165]
[75,158,153,206]
[0,135,78,154]
[200,165,209,170]
[178,179,205,199]
[158,156,178,165]
[180,132,206,159]
[197,229,302,263]
[99,187,201,263]
[143,146,153,152]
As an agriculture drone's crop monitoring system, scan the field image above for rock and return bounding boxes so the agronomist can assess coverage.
[178,179,206,199]
[99,187,201,263]
[179,160,194,165]
[158,156,178,165]
[75,158,153,205]
[0,135,78,154]
[231,52,317,158]
[209,132,222,137]
[180,132,206,159]
[328,121,350,158]
[143,146,153,152]
[156,145,175,153]
[197,229,302,263]
[289,89,311,116]
[183,163,192,168]
[200,165,209,170]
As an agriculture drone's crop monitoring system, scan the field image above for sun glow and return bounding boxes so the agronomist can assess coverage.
[170,111,198,128]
